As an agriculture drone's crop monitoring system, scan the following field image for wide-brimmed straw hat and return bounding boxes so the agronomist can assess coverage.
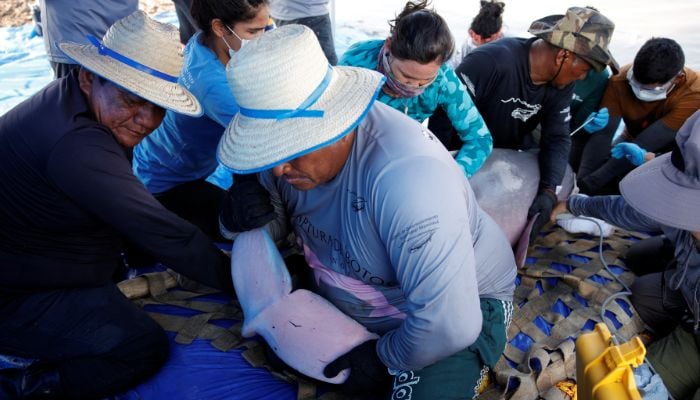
[217,24,384,174]
[620,110,700,231]
[59,10,201,117]
[528,7,618,73]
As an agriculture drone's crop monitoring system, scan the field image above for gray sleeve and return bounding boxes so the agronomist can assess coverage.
[567,194,663,233]
[373,157,482,371]
[41,0,138,63]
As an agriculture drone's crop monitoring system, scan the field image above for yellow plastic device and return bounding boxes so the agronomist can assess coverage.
[575,323,646,400]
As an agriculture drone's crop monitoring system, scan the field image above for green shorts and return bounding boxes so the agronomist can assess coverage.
[647,326,700,400]
[389,298,512,400]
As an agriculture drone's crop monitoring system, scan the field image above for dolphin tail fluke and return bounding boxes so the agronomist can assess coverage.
[245,288,379,384]
[231,230,379,384]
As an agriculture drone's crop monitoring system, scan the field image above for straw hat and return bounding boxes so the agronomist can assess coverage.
[59,10,201,117]
[217,24,384,173]
[528,7,618,73]
[620,110,700,231]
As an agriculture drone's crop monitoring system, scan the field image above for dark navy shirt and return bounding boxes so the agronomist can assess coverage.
[432,37,574,189]
[0,70,228,291]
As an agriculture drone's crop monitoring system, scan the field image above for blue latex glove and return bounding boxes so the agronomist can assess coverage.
[583,107,609,133]
[611,142,647,166]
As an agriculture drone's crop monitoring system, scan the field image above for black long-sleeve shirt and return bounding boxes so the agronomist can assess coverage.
[0,70,231,292]
[430,37,573,189]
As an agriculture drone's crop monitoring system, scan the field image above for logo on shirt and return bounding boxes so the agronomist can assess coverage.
[408,231,435,253]
[560,105,572,123]
[391,215,440,254]
[293,215,386,285]
[392,370,421,399]
[347,190,367,212]
[500,98,542,122]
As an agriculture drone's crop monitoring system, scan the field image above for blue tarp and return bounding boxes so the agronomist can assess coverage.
[119,334,296,400]
[116,261,297,399]
[118,294,297,400]
[0,24,52,115]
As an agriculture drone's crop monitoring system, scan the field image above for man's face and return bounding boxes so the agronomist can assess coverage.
[79,69,165,148]
[271,133,356,191]
[551,51,592,89]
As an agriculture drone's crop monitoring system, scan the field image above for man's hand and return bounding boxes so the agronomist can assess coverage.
[583,107,609,133]
[219,174,275,233]
[323,339,390,394]
[611,142,647,166]
[528,189,557,244]
[549,200,570,224]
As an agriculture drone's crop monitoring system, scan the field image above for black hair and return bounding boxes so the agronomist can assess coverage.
[470,1,504,38]
[190,0,267,37]
[388,0,454,64]
[633,37,685,84]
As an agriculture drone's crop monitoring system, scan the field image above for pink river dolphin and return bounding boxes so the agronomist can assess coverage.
[469,148,575,267]
[231,228,379,384]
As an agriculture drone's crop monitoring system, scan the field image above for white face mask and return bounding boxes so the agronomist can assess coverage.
[224,25,250,56]
[627,67,678,102]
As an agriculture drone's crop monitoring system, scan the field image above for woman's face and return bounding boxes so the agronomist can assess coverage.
[388,56,441,88]
[224,5,270,51]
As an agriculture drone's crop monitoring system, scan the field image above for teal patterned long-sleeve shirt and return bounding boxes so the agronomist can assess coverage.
[339,39,493,177]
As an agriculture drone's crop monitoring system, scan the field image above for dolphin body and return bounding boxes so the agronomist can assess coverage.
[469,149,575,266]
[231,229,379,384]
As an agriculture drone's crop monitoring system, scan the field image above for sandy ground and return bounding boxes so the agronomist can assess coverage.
[0,0,175,28]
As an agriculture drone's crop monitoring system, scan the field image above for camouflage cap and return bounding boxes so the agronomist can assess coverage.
[528,6,618,73]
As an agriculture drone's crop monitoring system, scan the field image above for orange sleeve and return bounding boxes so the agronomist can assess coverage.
[659,77,700,131]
